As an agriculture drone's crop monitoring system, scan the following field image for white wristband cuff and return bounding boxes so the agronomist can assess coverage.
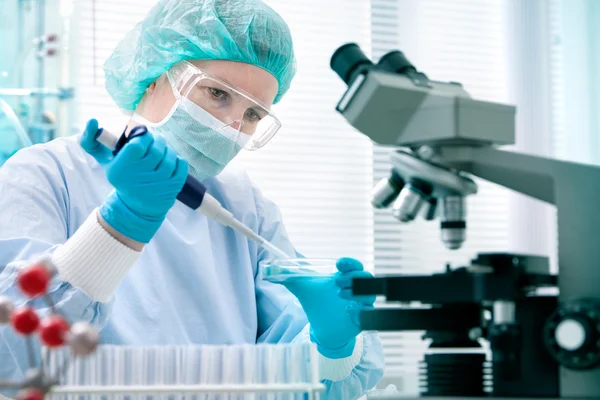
[319,333,364,381]
[52,209,141,303]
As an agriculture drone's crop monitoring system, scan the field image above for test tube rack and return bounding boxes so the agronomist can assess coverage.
[0,259,324,400]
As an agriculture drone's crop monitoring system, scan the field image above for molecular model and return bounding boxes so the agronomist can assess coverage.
[0,257,100,400]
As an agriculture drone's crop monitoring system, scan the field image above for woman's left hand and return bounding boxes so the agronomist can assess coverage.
[278,257,376,359]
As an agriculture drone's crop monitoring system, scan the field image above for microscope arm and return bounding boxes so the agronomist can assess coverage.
[435,146,557,204]
[434,145,600,300]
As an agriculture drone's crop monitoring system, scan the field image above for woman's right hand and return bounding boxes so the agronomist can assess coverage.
[81,120,188,244]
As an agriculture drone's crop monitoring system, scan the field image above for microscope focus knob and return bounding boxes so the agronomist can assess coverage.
[544,299,600,370]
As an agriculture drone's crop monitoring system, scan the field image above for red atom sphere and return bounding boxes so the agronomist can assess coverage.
[17,263,51,298]
[11,307,40,335]
[16,388,45,400]
[39,315,70,347]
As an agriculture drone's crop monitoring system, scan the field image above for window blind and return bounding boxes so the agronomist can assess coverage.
[231,0,374,262]
[550,0,600,164]
[548,0,566,160]
[73,0,375,263]
[371,0,512,392]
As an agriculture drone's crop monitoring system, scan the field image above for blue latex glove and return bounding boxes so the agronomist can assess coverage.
[80,119,114,165]
[80,119,189,243]
[279,257,376,359]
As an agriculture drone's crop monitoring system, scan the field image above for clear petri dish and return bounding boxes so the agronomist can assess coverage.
[261,258,338,283]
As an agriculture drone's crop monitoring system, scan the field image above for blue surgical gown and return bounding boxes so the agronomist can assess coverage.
[0,135,384,399]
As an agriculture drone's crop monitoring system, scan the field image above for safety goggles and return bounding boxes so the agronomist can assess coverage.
[166,61,281,151]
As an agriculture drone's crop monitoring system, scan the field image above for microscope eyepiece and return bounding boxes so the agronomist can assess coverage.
[378,49,430,87]
[377,50,416,75]
[330,43,373,85]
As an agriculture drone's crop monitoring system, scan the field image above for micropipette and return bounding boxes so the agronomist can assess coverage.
[94,125,291,260]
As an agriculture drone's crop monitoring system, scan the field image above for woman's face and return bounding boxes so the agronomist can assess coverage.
[136,60,279,125]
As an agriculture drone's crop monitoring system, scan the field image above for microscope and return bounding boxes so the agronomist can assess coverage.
[330,43,600,399]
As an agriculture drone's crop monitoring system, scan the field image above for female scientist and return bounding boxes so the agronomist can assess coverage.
[0,0,384,398]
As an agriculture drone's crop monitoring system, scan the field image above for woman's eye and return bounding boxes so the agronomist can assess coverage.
[245,109,262,122]
[209,87,228,100]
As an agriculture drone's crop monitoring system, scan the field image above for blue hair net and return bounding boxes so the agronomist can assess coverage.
[103,0,296,111]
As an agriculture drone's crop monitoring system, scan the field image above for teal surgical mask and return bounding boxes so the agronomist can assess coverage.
[133,96,251,182]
